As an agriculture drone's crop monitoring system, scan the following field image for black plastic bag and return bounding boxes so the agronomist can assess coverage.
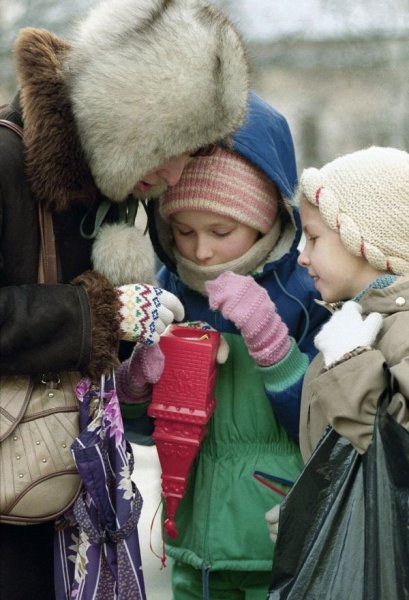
[268,369,409,600]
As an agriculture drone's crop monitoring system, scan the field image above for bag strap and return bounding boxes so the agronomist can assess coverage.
[0,118,23,138]
[38,204,58,284]
[0,119,58,284]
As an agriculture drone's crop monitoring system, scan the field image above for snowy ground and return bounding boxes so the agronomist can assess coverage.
[131,443,173,600]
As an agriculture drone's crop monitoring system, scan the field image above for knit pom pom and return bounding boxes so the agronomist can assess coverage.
[92,223,157,286]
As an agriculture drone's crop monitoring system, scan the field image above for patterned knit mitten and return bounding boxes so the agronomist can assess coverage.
[116,283,185,345]
[205,271,291,366]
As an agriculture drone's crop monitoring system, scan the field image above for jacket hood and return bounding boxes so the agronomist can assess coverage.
[66,0,249,201]
[148,91,301,275]
[229,91,302,269]
[230,92,297,204]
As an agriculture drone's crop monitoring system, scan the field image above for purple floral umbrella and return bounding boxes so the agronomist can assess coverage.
[54,375,146,600]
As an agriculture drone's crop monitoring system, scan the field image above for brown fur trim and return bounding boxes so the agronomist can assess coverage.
[72,270,121,379]
[14,28,98,211]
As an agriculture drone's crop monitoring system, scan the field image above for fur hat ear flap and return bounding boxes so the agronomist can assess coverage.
[92,223,157,286]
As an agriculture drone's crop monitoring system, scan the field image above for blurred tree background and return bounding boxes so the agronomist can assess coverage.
[1,0,408,172]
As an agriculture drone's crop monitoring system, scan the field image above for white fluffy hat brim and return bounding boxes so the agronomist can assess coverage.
[67,0,249,201]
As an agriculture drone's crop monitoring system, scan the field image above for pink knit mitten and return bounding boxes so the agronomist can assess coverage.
[116,344,165,404]
[205,271,291,366]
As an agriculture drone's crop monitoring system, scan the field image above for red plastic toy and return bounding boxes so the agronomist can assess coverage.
[148,324,220,538]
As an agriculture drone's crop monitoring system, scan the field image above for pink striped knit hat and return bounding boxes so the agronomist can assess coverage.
[159,147,278,234]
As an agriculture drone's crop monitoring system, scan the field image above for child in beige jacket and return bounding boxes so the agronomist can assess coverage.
[266,145,409,541]
[296,146,409,463]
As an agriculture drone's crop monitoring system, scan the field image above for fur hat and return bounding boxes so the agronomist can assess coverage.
[159,146,278,234]
[297,146,409,275]
[66,0,249,202]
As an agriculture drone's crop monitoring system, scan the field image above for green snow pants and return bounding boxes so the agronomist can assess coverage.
[172,560,271,600]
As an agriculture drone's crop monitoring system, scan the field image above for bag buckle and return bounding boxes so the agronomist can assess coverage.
[41,373,61,388]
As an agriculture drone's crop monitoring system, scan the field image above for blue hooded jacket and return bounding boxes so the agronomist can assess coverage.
[148,92,327,440]
[145,93,329,575]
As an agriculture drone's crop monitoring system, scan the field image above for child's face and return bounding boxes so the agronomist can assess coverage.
[298,197,384,302]
[170,210,259,266]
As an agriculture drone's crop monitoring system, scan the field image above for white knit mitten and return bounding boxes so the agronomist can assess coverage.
[265,504,280,543]
[177,320,229,364]
[116,283,185,345]
[314,301,382,367]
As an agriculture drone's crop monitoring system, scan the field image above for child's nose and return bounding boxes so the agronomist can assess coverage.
[195,237,213,261]
[297,247,309,267]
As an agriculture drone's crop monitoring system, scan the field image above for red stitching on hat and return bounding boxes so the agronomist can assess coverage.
[314,187,322,205]
[360,238,366,259]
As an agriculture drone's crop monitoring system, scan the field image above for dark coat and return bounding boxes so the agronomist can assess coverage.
[0,12,249,598]
[0,95,120,378]
[0,92,121,600]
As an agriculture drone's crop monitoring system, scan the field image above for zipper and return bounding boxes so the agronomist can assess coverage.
[201,563,211,600]
[202,425,216,566]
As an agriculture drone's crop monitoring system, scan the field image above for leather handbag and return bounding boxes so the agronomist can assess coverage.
[0,119,82,524]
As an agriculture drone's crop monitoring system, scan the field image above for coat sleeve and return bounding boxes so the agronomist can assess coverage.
[300,308,409,460]
[306,348,409,455]
[0,271,120,380]
[156,265,173,291]
[0,127,122,380]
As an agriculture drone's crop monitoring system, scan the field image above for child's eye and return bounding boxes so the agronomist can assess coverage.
[176,229,193,236]
[213,230,231,237]
[307,235,317,242]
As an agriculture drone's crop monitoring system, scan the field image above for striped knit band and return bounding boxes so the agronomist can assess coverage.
[159,147,278,234]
